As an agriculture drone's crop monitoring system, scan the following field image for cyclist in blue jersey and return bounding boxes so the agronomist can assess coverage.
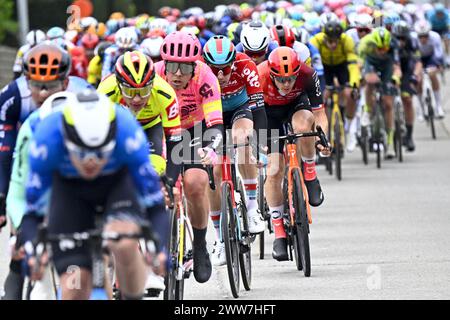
[20,90,168,300]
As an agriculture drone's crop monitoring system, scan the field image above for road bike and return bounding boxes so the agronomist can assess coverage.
[419,69,437,140]
[393,86,406,163]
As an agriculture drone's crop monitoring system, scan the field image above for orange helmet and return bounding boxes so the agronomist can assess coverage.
[268,47,300,77]
[23,43,71,82]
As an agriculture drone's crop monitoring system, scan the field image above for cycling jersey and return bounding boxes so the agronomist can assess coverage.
[236,40,279,59]
[154,60,223,130]
[310,32,360,87]
[412,31,444,64]
[87,55,102,86]
[358,33,400,66]
[257,61,323,110]
[427,9,450,33]
[0,76,92,198]
[214,52,264,112]
[97,74,181,137]
[292,41,312,67]
[345,28,362,48]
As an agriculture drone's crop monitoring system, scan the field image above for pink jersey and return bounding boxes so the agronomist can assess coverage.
[154,60,223,130]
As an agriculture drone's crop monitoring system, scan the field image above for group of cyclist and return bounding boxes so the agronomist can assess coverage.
[0,0,448,300]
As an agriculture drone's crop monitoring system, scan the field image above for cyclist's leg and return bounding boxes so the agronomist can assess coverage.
[104,170,149,300]
[48,175,95,300]
[338,63,358,151]
[401,70,416,151]
[427,64,445,117]
[231,105,264,233]
[144,123,166,176]
[264,105,288,261]
[381,63,396,158]
[290,100,324,207]
[363,61,378,118]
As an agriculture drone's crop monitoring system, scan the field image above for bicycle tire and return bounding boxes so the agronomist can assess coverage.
[426,88,436,140]
[221,183,240,298]
[292,169,311,276]
[395,119,403,163]
[236,179,252,291]
[164,208,178,300]
[257,170,265,260]
[334,112,342,181]
[282,171,295,264]
[360,125,369,165]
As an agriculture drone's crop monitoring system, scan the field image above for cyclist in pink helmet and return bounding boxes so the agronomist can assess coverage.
[155,31,224,284]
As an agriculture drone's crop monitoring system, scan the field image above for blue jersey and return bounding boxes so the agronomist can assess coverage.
[0,76,91,196]
[307,43,324,76]
[26,105,163,214]
[236,40,279,59]
[427,10,450,32]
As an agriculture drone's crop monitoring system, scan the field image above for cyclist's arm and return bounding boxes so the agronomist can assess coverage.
[101,48,114,80]
[306,70,328,136]
[87,55,102,86]
[6,119,32,230]
[344,36,361,87]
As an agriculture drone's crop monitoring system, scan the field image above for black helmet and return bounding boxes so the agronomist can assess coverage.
[392,21,410,39]
[324,21,343,40]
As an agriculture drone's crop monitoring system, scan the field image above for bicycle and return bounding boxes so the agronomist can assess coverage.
[393,86,406,163]
[257,153,272,260]
[325,85,346,181]
[30,218,159,300]
[272,124,329,277]
[208,138,257,298]
[162,176,194,300]
[419,69,437,140]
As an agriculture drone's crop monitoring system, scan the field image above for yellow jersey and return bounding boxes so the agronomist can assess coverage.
[310,32,361,87]
[97,73,181,137]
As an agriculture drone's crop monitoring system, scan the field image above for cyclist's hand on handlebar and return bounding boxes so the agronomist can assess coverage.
[27,251,49,281]
[316,140,332,157]
[198,147,218,166]
[145,251,167,277]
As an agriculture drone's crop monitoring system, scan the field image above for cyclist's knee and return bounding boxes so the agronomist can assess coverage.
[183,171,208,199]
[292,111,314,132]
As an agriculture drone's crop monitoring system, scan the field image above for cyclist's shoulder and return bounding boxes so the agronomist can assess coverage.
[67,76,93,91]
[152,74,176,100]
[97,74,119,96]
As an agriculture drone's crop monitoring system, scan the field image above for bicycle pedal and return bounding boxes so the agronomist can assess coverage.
[145,288,162,298]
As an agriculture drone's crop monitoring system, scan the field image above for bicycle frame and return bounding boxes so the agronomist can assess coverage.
[328,88,346,151]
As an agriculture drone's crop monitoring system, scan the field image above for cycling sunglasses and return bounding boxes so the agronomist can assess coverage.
[119,83,153,99]
[244,49,267,59]
[273,75,297,84]
[208,63,233,76]
[65,140,116,162]
[28,80,64,91]
[165,61,196,75]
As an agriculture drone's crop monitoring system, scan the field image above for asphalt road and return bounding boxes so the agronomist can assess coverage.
[1,75,449,300]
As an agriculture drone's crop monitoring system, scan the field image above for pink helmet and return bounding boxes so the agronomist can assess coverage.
[160,31,202,62]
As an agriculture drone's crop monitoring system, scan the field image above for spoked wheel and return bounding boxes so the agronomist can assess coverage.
[292,169,311,277]
[164,208,178,300]
[236,178,252,291]
[394,120,403,163]
[257,171,265,260]
[334,113,342,181]
[221,183,240,298]
[426,88,436,140]
[360,126,369,165]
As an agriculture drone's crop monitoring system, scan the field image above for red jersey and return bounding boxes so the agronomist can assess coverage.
[258,61,323,110]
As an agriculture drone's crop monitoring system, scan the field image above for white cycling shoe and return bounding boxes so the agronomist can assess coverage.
[247,208,265,234]
[346,132,358,153]
[145,271,166,291]
[211,241,226,266]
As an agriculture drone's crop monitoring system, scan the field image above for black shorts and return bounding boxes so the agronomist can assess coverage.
[400,70,416,97]
[180,121,222,172]
[265,94,312,154]
[323,63,350,87]
[222,103,253,130]
[144,122,164,158]
[48,169,145,275]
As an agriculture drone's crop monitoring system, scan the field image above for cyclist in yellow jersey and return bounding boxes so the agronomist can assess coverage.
[310,21,361,152]
[98,51,182,182]
[87,41,112,87]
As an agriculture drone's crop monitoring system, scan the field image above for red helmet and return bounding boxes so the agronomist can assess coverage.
[188,16,207,30]
[268,46,300,77]
[160,31,202,62]
[81,33,100,50]
[148,28,167,39]
[270,25,296,48]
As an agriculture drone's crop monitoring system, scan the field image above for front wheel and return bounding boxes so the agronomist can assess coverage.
[221,183,240,298]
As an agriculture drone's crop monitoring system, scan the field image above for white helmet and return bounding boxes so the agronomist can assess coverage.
[320,12,339,28]
[354,14,373,29]
[414,20,431,37]
[149,18,170,35]
[62,90,117,150]
[382,1,396,11]
[115,27,138,49]
[39,91,77,120]
[240,20,271,52]
[81,17,98,29]
[405,4,418,16]
[295,27,310,44]
[26,29,46,47]
[140,37,164,58]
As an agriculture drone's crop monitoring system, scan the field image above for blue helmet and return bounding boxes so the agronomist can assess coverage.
[47,27,65,40]
[383,12,400,26]
[203,35,236,65]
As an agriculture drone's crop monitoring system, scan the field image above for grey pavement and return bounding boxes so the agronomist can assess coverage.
[1,73,449,300]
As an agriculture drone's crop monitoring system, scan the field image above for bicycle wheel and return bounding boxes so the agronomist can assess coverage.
[221,183,240,298]
[426,87,436,140]
[291,169,311,277]
[360,125,369,165]
[373,106,383,169]
[236,179,252,291]
[257,170,265,260]
[164,208,178,300]
[394,119,403,163]
[334,112,342,181]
